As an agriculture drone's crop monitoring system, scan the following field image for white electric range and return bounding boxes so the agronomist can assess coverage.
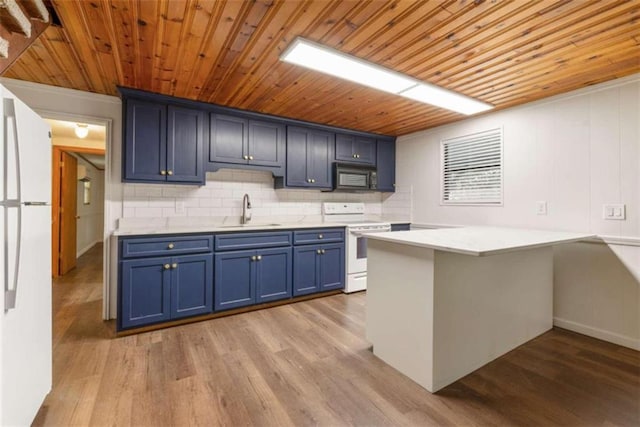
[322,202,391,293]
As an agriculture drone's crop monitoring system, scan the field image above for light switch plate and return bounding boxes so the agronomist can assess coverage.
[536,201,548,215]
[603,204,625,220]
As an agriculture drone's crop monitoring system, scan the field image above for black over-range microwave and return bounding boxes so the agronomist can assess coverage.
[333,163,378,191]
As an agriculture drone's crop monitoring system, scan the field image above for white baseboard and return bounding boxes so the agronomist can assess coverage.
[77,240,101,258]
[553,317,640,351]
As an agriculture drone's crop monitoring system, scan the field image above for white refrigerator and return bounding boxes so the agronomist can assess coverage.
[0,85,52,425]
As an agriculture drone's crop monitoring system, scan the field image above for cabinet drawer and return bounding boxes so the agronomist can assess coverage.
[215,231,293,251]
[293,228,344,245]
[121,235,213,259]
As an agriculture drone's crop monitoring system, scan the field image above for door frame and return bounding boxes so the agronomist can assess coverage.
[37,110,113,320]
[52,145,106,277]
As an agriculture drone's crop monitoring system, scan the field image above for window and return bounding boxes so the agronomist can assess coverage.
[441,128,503,205]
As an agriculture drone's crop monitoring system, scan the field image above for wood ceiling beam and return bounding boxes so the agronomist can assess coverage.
[0,0,49,74]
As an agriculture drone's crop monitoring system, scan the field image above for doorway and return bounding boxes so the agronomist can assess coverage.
[47,120,106,277]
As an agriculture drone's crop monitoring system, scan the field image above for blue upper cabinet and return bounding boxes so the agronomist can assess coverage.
[335,133,377,165]
[124,99,167,182]
[376,139,396,192]
[285,126,334,189]
[167,106,205,183]
[209,114,285,172]
[123,97,204,185]
[209,114,248,165]
[248,120,285,168]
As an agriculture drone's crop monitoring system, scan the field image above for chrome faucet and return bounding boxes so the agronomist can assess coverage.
[241,193,252,224]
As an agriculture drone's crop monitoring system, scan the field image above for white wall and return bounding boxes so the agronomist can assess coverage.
[396,74,640,349]
[75,157,104,257]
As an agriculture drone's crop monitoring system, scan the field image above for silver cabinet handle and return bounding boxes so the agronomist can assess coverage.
[356,154,360,158]
[168,243,174,249]
[257,255,262,261]
[164,264,171,270]
[172,263,178,269]
[316,249,322,254]
[318,234,323,239]
[251,255,257,261]
[160,170,167,175]
[352,154,356,158]
[249,155,254,160]
[167,170,173,176]
[307,178,311,183]
[243,155,249,160]
[321,249,326,254]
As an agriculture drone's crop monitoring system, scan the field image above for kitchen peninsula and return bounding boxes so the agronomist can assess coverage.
[365,227,593,393]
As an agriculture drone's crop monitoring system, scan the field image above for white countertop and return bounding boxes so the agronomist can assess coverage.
[364,226,594,256]
[112,216,411,236]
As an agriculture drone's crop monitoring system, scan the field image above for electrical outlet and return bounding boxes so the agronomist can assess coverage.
[175,200,185,215]
[603,204,625,220]
[536,201,548,215]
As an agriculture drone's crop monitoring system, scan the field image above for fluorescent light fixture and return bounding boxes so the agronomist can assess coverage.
[280,37,493,115]
[398,84,494,115]
[281,38,415,94]
[75,123,89,139]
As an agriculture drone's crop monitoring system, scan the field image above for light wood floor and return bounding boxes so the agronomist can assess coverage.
[35,243,640,426]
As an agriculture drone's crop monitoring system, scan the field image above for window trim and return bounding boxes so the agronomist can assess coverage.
[440,127,504,206]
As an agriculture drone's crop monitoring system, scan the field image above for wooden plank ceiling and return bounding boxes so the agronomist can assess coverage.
[3,0,639,136]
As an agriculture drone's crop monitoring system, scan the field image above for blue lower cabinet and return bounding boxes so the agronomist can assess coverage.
[293,243,344,296]
[293,246,320,296]
[318,244,345,292]
[215,247,293,310]
[121,257,172,329]
[214,249,255,311]
[171,254,214,320]
[256,247,292,303]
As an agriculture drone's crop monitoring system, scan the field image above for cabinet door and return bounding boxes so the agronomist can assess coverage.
[335,134,376,165]
[318,243,345,291]
[286,126,310,187]
[167,106,205,184]
[214,250,255,310]
[124,99,166,182]
[171,254,213,319]
[307,130,334,188]
[354,137,377,165]
[248,120,285,167]
[376,139,396,192]
[120,257,171,329]
[293,246,320,296]
[209,114,248,165]
[256,247,292,303]
[335,133,355,162]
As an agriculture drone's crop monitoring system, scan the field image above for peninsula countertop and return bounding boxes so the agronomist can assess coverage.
[364,226,594,256]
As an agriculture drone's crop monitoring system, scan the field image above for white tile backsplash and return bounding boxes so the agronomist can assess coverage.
[122,169,409,221]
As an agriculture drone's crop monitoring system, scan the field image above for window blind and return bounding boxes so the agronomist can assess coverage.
[441,128,502,205]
